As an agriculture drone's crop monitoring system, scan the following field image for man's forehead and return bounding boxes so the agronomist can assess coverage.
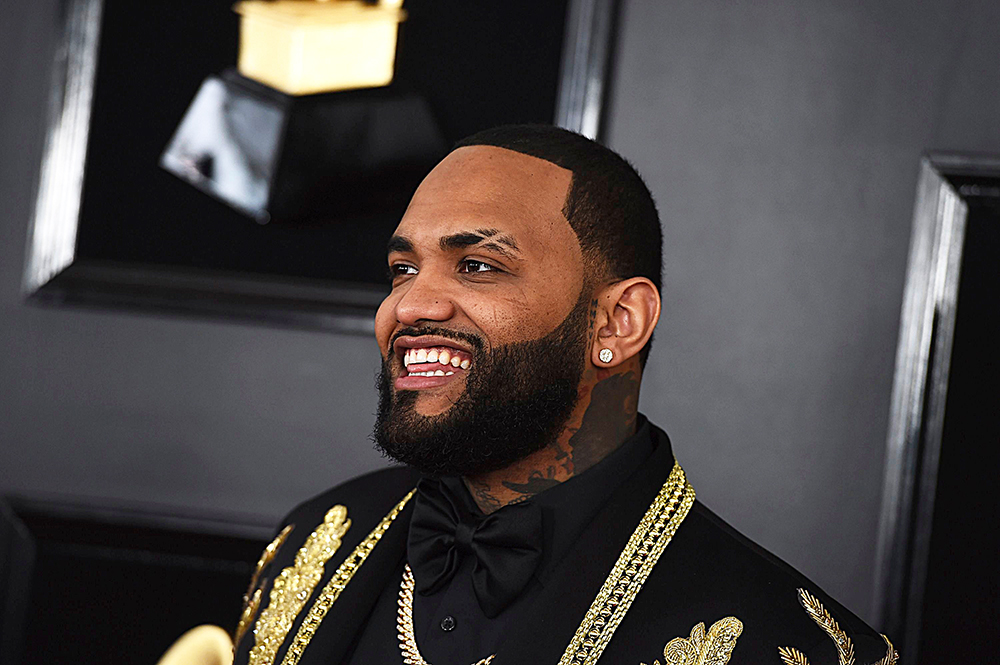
[393,145,574,246]
[428,144,573,189]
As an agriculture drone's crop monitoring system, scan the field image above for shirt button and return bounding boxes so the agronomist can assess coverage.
[440,615,457,632]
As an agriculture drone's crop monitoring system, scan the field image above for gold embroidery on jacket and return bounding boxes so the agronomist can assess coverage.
[254,463,694,665]
[777,647,811,665]
[249,507,351,665]
[279,489,415,665]
[777,588,899,665]
[235,524,294,649]
[642,616,743,665]
[872,636,899,665]
[235,587,262,652]
[558,461,696,665]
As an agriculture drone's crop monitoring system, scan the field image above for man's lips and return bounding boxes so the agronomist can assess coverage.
[394,372,460,390]
[392,334,474,356]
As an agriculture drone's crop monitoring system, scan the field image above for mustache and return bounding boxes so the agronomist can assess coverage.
[389,326,486,354]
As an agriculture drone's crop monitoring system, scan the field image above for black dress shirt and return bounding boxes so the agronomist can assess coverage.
[345,416,656,664]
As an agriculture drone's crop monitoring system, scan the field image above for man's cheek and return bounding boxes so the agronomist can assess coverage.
[374,300,397,352]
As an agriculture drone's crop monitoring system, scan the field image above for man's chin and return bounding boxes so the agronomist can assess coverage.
[399,389,465,418]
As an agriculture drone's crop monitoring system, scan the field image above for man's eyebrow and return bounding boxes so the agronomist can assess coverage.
[440,231,522,259]
[387,235,414,254]
[477,228,520,251]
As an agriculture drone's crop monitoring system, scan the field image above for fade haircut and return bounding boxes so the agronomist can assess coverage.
[454,124,663,364]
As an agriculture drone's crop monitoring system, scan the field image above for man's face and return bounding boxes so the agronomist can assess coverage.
[373,146,591,475]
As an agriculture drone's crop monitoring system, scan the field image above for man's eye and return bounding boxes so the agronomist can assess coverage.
[459,260,500,274]
[388,264,418,279]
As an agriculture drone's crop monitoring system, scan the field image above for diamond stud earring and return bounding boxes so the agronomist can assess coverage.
[599,348,614,363]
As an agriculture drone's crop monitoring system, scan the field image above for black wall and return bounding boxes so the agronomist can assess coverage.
[607,0,1000,622]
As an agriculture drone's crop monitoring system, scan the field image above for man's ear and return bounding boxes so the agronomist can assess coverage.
[591,277,661,368]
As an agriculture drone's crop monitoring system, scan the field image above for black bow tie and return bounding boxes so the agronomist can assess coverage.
[407,478,544,618]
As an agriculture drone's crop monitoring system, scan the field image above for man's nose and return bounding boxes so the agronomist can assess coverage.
[394,273,456,326]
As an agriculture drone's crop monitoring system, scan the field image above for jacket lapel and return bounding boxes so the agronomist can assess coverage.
[285,495,414,665]
[494,427,678,664]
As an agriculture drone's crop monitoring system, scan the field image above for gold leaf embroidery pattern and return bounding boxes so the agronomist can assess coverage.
[872,636,899,665]
[235,588,262,652]
[249,506,351,665]
[279,490,415,665]
[778,588,899,665]
[235,524,294,650]
[777,646,811,665]
[642,616,743,665]
[799,588,855,664]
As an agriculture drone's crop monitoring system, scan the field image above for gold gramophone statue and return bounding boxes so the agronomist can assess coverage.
[161,0,445,225]
[234,0,406,95]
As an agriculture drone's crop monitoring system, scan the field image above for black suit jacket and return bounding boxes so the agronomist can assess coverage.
[232,425,895,665]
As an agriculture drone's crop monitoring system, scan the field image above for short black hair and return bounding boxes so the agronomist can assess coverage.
[454,124,663,364]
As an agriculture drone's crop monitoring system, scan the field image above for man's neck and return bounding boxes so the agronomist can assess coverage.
[463,367,640,513]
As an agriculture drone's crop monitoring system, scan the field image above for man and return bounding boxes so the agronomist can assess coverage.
[231,125,897,665]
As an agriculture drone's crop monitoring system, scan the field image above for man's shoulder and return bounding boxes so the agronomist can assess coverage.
[231,466,421,662]
[278,465,422,535]
[629,500,896,664]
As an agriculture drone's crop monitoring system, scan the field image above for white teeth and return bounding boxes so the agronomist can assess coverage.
[402,346,470,373]
[407,369,457,377]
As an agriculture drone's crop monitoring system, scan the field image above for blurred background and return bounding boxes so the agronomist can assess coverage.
[1,0,997,663]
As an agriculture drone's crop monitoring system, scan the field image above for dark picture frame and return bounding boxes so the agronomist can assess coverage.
[22,0,621,334]
[872,152,1000,660]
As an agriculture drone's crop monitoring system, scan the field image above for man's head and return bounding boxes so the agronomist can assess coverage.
[373,125,662,477]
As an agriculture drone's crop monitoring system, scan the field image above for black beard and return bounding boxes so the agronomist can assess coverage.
[372,293,591,477]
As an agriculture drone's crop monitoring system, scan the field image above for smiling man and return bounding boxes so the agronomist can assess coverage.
[231,126,896,665]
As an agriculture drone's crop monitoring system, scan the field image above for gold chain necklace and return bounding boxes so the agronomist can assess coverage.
[397,564,496,665]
